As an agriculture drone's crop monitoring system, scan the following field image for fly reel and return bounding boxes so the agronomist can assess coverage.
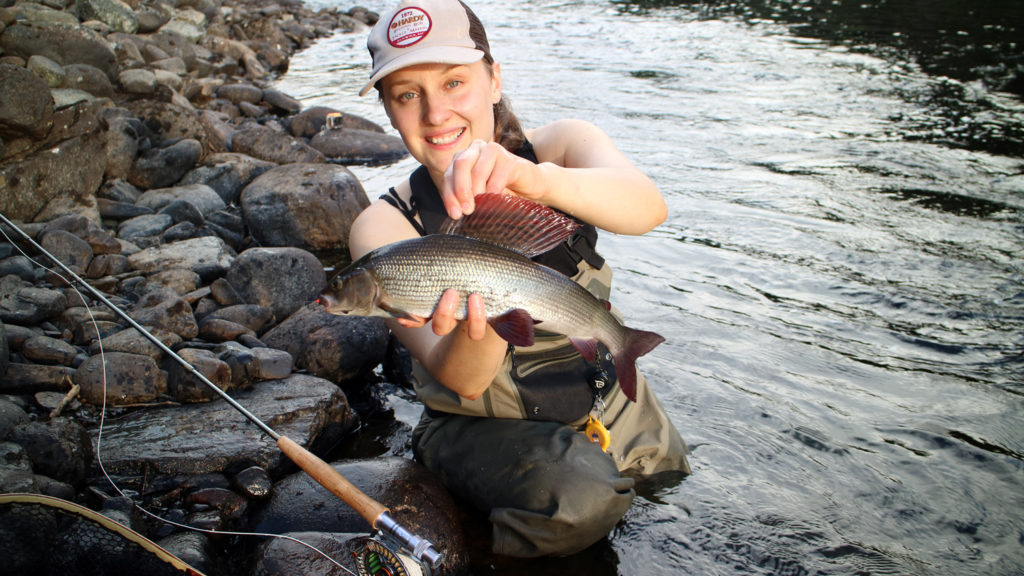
[355,533,431,576]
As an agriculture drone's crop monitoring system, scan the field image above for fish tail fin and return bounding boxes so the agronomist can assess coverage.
[613,328,665,402]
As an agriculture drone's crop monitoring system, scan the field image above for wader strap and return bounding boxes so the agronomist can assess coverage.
[380,187,427,236]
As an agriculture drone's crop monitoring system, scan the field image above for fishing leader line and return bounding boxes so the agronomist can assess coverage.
[0,217,360,575]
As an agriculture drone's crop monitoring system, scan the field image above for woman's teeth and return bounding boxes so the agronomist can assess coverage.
[428,128,465,145]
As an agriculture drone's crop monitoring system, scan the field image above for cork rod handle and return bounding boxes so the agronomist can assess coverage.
[277,435,388,527]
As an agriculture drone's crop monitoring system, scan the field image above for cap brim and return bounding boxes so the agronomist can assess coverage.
[358,46,485,97]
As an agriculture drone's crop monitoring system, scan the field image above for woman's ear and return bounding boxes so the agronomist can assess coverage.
[491,62,502,104]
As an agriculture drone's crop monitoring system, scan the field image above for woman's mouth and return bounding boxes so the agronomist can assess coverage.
[426,128,465,146]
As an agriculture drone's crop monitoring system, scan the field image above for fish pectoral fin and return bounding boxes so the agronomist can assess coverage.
[489,309,538,347]
[380,303,428,324]
[570,337,600,363]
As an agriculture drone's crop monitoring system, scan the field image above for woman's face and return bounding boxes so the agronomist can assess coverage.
[380,60,502,178]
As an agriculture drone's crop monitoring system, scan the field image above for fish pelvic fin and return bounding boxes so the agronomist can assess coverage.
[489,308,538,347]
[612,328,666,402]
[440,193,581,258]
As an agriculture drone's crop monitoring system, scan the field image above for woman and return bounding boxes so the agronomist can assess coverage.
[349,0,691,558]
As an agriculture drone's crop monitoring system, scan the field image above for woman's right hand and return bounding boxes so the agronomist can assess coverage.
[396,289,489,341]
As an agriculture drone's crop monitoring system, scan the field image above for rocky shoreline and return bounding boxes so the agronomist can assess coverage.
[0,0,475,574]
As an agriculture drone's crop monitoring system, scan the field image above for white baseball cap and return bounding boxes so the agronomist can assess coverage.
[359,0,487,96]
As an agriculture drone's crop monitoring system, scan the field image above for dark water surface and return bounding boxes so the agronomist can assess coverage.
[275,1,1024,574]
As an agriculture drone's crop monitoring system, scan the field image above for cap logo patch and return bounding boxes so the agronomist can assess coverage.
[388,7,432,48]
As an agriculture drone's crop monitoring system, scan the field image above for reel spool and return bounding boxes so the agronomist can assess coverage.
[355,534,428,576]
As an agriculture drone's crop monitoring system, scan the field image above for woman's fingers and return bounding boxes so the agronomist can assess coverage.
[429,289,488,340]
[441,141,527,219]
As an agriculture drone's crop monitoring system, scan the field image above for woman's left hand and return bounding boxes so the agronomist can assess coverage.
[439,139,539,220]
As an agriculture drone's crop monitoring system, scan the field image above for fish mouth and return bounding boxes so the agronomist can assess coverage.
[316,294,349,314]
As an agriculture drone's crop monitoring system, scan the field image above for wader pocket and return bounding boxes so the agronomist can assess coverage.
[510,338,617,424]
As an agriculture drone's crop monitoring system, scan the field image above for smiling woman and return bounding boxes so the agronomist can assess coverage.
[337,0,691,560]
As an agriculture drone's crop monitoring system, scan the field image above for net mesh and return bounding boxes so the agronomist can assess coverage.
[0,494,202,576]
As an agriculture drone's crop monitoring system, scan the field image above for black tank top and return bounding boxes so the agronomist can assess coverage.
[381,140,604,277]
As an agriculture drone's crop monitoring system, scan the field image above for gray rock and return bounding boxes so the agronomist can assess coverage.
[288,106,384,138]
[103,115,141,180]
[157,532,218,575]
[0,363,75,394]
[87,374,356,476]
[0,277,67,324]
[0,63,54,138]
[98,178,142,203]
[232,465,272,500]
[74,351,167,405]
[138,183,226,217]
[0,24,118,80]
[128,296,198,340]
[310,127,408,166]
[118,68,157,94]
[128,138,203,189]
[261,304,389,384]
[0,441,37,494]
[225,248,326,321]
[204,304,275,333]
[21,334,81,366]
[87,325,181,361]
[0,320,7,378]
[27,54,66,88]
[0,398,29,440]
[39,213,122,255]
[261,88,302,115]
[128,235,235,277]
[10,417,94,486]
[217,83,263,105]
[180,152,275,205]
[164,347,231,402]
[251,532,363,576]
[0,255,37,281]
[39,229,94,274]
[231,123,325,165]
[86,253,130,278]
[60,63,116,98]
[0,125,107,223]
[198,317,254,342]
[240,162,369,251]
[250,456,470,574]
[76,0,139,34]
[117,213,174,240]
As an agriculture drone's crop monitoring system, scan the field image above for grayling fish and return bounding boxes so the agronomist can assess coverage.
[318,193,664,402]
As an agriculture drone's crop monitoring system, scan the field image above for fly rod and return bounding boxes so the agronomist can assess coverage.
[0,212,443,575]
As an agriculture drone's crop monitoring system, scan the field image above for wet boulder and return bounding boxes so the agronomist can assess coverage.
[261,304,389,385]
[0,63,54,138]
[128,235,235,278]
[224,248,326,321]
[250,456,471,575]
[77,0,139,34]
[240,162,369,251]
[0,276,67,325]
[128,138,204,190]
[231,123,325,165]
[180,152,275,205]
[287,106,385,138]
[251,532,364,576]
[88,374,356,477]
[310,128,408,166]
[164,347,232,402]
[73,351,168,405]
[0,24,119,81]
[137,183,227,217]
[9,417,94,487]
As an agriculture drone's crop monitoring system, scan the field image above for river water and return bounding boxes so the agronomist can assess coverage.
[273,1,1024,574]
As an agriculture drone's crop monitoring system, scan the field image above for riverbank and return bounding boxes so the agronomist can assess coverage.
[0,0,471,574]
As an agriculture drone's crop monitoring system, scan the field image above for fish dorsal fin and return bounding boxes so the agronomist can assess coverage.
[440,193,581,258]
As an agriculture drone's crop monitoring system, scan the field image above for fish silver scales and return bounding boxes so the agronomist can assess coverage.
[366,234,605,333]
